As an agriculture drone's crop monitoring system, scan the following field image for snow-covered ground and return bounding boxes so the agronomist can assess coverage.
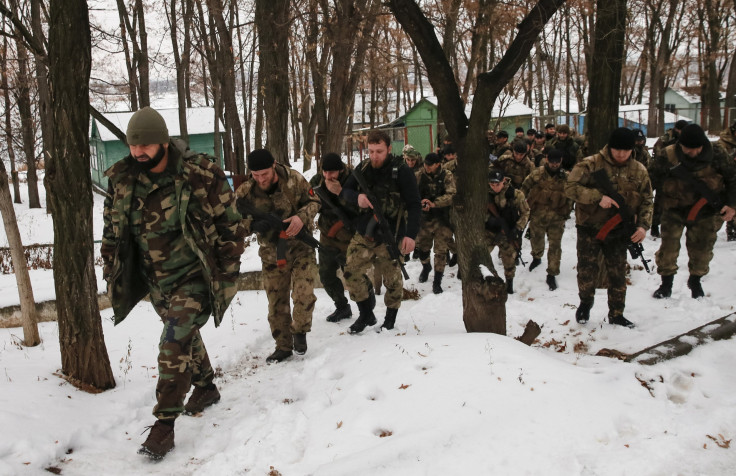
[1,168,736,475]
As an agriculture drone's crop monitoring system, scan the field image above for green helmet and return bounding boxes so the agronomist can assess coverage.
[126,107,169,145]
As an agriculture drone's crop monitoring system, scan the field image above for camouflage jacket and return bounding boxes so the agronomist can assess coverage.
[648,142,736,214]
[486,181,530,234]
[566,146,653,231]
[717,129,736,160]
[417,166,456,225]
[493,151,534,189]
[236,162,319,263]
[653,129,678,157]
[442,158,457,174]
[522,165,573,218]
[101,139,245,326]
[548,136,580,171]
[633,145,652,168]
[309,169,358,248]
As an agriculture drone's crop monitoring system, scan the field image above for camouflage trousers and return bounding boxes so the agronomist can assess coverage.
[149,280,213,420]
[485,231,517,280]
[655,210,723,277]
[318,236,350,309]
[529,212,566,276]
[576,227,627,318]
[415,219,453,273]
[344,234,403,309]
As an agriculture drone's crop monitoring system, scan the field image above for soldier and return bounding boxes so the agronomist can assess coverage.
[653,119,689,157]
[415,153,457,293]
[632,128,651,168]
[339,130,421,333]
[544,123,557,141]
[493,139,534,189]
[521,149,573,291]
[565,128,653,328]
[490,130,511,158]
[485,169,530,294]
[548,124,580,171]
[441,145,458,170]
[440,145,459,266]
[402,144,423,173]
[526,128,537,142]
[101,107,245,459]
[649,124,736,299]
[515,126,525,139]
[532,131,547,164]
[310,153,357,323]
[236,149,319,363]
[718,121,736,241]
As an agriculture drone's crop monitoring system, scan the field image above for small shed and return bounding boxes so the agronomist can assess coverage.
[90,107,224,190]
[375,97,439,158]
[490,99,534,136]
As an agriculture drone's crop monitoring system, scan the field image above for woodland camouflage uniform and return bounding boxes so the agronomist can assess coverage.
[102,138,245,422]
[565,145,653,323]
[236,162,319,353]
[415,163,456,275]
[521,164,573,277]
[485,179,530,281]
[492,148,534,189]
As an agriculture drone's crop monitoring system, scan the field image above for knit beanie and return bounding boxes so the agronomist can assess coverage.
[126,107,169,145]
[424,153,442,165]
[321,152,344,171]
[608,128,636,150]
[247,149,275,171]
[678,124,708,148]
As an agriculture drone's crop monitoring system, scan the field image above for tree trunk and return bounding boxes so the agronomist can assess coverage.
[1,40,22,203]
[169,0,189,144]
[14,40,41,209]
[0,159,40,346]
[255,0,290,164]
[46,0,115,390]
[115,0,139,110]
[31,0,52,163]
[135,0,150,107]
[587,0,627,153]
[388,0,564,334]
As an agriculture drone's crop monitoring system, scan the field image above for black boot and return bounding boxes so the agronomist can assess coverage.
[576,300,593,324]
[650,224,660,238]
[546,275,557,291]
[609,314,635,328]
[349,298,377,334]
[448,252,458,267]
[432,272,444,294]
[293,333,307,355]
[727,222,736,242]
[506,278,514,294]
[529,258,542,271]
[326,303,352,322]
[418,263,432,283]
[266,349,293,363]
[381,307,398,330]
[138,420,175,460]
[653,275,674,299]
[687,275,705,299]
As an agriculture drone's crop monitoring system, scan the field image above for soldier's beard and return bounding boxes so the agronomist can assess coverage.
[132,145,166,173]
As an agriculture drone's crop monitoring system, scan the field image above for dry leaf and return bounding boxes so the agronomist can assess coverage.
[399,384,411,390]
[706,434,731,449]
[336,421,343,429]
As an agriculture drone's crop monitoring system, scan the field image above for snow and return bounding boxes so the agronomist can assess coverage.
[2,169,736,475]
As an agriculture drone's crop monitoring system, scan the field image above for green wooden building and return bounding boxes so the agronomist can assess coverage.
[90,107,224,190]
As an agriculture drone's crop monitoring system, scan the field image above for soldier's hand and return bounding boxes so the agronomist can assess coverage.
[325,178,342,195]
[631,226,646,243]
[400,236,416,255]
[282,215,304,237]
[720,205,735,222]
[599,195,619,209]
[358,193,373,209]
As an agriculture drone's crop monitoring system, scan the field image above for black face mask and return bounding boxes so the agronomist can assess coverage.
[131,144,166,173]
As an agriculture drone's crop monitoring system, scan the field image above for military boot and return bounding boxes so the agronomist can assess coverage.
[326,304,352,323]
[687,275,705,299]
[418,263,432,283]
[184,384,221,415]
[432,272,444,294]
[506,278,514,295]
[529,258,542,271]
[293,333,307,355]
[653,274,674,299]
[576,300,593,324]
[546,275,557,291]
[609,314,635,329]
[650,224,660,238]
[349,298,377,334]
[266,349,293,363]
[448,252,458,267]
[727,222,736,242]
[381,307,398,330]
[138,420,175,460]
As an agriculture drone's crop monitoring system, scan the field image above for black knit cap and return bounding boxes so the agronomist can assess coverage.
[675,120,690,131]
[424,153,442,165]
[678,124,708,148]
[247,149,275,171]
[632,128,645,141]
[512,140,527,153]
[497,130,509,138]
[515,126,524,133]
[608,128,636,150]
[321,152,344,171]
[547,149,563,162]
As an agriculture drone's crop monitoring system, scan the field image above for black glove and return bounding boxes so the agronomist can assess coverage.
[251,220,271,235]
[485,217,502,233]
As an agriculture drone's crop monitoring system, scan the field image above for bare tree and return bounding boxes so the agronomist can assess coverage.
[115,0,150,109]
[13,37,41,208]
[696,0,730,131]
[1,36,22,203]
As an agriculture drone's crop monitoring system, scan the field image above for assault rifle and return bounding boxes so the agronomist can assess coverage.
[668,163,723,223]
[486,201,526,267]
[351,166,410,280]
[238,201,320,268]
[312,185,355,238]
[592,169,652,273]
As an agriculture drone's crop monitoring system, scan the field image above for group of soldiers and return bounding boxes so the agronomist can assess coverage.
[100,106,736,460]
